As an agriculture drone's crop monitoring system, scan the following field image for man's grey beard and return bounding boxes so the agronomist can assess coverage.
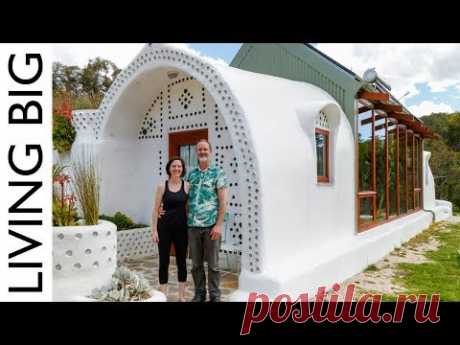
[198,156,209,163]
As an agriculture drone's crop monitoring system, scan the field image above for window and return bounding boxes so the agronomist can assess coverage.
[398,125,407,214]
[407,131,414,211]
[169,128,208,173]
[414,135,423,209]
[357,108,376,227]
[356,105,424,232]
[388,119,398,218]
[315,128,329,182]
[375,115,386,221]
[315,111,330,183]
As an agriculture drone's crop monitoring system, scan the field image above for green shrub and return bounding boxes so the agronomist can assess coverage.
[100,212,148,231]
[113,212,134,229]
[53,114,76,154]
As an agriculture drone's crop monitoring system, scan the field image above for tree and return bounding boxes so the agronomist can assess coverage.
[80,58,121,108]
[422,112,460,211]
[53,62,82,98]
[52,58,121,109]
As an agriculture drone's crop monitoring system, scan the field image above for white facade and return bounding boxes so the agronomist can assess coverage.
[58,44,452,301]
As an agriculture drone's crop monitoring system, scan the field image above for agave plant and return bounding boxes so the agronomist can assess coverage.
[89,266,152,302]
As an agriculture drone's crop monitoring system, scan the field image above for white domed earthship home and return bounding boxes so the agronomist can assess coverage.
[53,43,453,301]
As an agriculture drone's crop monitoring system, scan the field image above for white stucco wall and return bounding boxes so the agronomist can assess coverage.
[423,151,453,221]
[212,66,357,293]
[55,44,453,301]
[423,151,436,210]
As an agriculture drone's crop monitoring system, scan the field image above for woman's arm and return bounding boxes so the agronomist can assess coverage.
[184,181,190,213]
[151,184,165,243]
[184,181,190,194]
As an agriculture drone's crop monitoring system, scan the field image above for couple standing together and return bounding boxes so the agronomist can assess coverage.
[151,139,228,302]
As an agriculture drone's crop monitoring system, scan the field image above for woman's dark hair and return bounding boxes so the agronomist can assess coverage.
[165,156,186,177]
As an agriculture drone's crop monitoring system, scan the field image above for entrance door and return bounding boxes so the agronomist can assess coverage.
[168,129,208,255]
[169,129,208,173]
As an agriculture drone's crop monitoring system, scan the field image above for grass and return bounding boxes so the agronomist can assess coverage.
[405,222,441,248]
[364,264,379,272]
[392,222,460,301]
[353,287,399,302]
[355,221,460,302]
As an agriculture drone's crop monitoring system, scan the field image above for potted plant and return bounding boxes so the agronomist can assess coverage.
[73,266,166,302]
[53,147,117,301]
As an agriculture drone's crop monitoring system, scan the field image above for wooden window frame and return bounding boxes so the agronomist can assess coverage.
[414,134,423,210]
[356,105,425,233]
[395,123,401,216]
[168,128,208,159]
[406,130,414,211]
[401,125,408,213]
[315,128,330,183]
[388,118,399,219]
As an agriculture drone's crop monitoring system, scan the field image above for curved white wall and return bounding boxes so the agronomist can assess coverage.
[58,44,453,301]
[423,151,436,210]
[422,151,453,221]
[216,66,356,296]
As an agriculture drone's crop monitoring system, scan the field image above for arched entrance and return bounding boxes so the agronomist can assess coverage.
[91,44,263,276]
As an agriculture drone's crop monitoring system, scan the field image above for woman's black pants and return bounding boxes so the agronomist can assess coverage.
[157,227,188,284]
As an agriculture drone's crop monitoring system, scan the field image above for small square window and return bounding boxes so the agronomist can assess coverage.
[315,128,329,183]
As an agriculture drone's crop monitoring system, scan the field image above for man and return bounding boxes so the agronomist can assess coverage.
[186,139,228,302]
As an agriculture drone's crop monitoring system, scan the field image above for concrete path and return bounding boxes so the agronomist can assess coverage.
[122,255,238,302]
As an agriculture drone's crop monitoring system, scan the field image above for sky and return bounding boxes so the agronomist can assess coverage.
[53,43,460,117]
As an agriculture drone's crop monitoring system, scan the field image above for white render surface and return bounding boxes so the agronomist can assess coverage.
[61,43,452,301]
[53,220,117,301]
[423,151,437,211]
[229,210,432,300]
[422,151,453,221]
[433,200,453,221]
[117,227,157,261]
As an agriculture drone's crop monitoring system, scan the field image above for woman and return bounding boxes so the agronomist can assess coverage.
[151,157,189,302]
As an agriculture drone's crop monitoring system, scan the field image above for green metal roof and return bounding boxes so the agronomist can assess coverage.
[230,43,366,125]
[230,43,435,138]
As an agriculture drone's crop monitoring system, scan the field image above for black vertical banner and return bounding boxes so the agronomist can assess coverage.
[0,45,52,301]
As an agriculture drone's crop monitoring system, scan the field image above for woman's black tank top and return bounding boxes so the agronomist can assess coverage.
[158,179,188,231]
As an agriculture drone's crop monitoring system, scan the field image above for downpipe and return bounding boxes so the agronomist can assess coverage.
[423,208,436,223]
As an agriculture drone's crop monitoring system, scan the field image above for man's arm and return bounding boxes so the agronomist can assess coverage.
[210,187,227,240]
[216,187,228,226]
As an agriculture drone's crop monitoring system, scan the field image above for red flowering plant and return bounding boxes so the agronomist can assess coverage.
[53,164,78,226]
